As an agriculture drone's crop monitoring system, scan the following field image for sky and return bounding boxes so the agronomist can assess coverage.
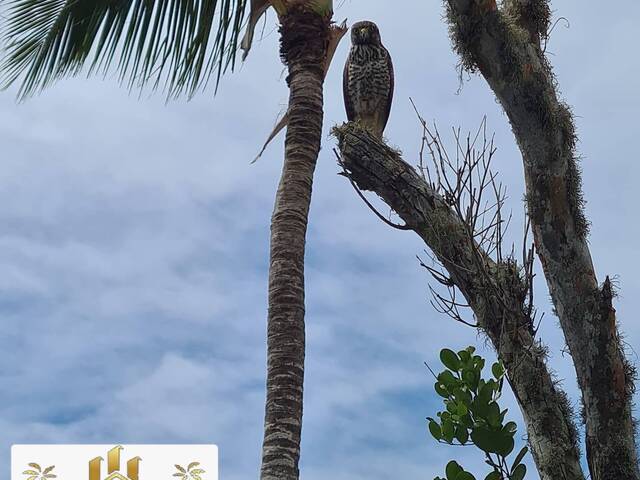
[1,1,640,479]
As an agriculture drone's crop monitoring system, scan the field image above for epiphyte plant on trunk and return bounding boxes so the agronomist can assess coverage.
[0,2,345,480]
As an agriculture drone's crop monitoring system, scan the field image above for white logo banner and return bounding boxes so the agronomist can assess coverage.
[11,444,218,480]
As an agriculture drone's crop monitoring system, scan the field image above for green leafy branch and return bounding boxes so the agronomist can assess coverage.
[428,347,528,480]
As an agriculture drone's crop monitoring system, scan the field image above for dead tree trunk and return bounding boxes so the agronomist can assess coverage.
[443,1,638,478]
[334,123,585,480]
[334,1,637,478]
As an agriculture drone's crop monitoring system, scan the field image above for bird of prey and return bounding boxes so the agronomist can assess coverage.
[343,21,394,138]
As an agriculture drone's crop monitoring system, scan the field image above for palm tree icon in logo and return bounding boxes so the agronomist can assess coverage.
[22,463,57,480]
[172,462,205,480]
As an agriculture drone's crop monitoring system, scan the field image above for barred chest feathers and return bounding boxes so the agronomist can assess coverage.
[347,44,391,116]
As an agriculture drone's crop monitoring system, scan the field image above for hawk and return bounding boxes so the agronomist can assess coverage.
[343,21,394,138]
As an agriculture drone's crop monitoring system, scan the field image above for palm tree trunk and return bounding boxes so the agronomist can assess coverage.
[260,8,330,480]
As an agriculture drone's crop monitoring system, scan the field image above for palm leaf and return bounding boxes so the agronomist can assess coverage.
[0,0,249,98]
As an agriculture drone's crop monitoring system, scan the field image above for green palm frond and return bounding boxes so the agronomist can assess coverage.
[0,0,248,98]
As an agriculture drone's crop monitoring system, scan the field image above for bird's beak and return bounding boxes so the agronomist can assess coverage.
[359,27,368,36]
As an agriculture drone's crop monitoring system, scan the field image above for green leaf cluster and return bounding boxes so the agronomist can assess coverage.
[1,0,249,98]
[429,347,529,480]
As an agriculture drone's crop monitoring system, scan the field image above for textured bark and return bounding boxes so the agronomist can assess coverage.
[444,1,639,478]
[259,9,330,480]
[335,124,585,480]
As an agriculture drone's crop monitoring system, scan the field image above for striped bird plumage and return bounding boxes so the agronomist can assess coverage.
[343,21,394,138]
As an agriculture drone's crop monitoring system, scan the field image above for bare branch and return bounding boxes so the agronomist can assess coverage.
[334,149,412,231]
[333,122,584,480]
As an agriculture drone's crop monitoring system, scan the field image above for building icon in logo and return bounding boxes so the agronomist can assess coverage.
[89,446,141,480]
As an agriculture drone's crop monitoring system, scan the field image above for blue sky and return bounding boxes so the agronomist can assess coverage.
[1,1,640,479]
